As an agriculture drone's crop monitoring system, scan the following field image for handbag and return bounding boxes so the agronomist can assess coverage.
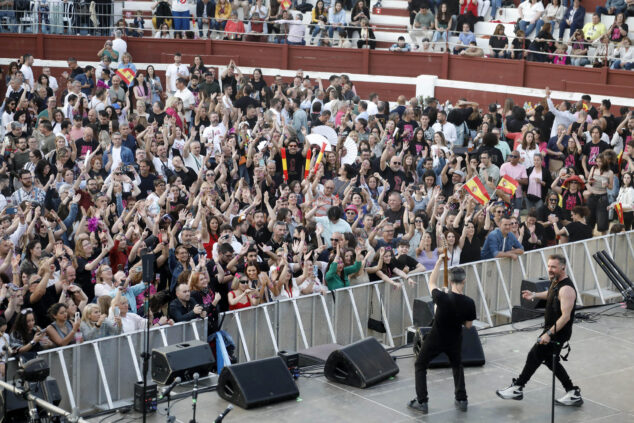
[367,289,387,333]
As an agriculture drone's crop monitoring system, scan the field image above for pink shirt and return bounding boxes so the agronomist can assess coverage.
[500,162,528,197]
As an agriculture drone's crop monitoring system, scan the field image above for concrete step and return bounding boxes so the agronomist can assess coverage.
[371,7,409,17]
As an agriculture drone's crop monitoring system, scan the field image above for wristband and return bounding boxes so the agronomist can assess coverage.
[546,329,554,337]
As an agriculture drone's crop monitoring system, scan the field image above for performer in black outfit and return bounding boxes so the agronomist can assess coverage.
[408,253,476,414]
[496,254,583,406]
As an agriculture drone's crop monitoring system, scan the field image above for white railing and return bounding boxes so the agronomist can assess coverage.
[32,231,633,416]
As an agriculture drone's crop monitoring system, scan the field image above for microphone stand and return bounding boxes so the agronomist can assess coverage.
[189,373,199,423]
[165,389,175,423]
[141,248,154,423]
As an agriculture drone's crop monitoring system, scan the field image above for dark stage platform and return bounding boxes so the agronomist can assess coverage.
[91,304,634,423]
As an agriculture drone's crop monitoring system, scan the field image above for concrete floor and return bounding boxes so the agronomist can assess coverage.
[91,304,634,423]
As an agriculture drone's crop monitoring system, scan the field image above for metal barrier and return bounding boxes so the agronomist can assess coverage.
[35,318,207,415]
[32,232,634,416]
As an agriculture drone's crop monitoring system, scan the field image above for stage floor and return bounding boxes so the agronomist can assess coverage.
[91,304,634,423]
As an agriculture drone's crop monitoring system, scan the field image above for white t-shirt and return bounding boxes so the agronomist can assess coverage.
[521,1,544,22]
[175,87,195,122]
[184,153,204,173]
[165,63,190,93]
[171,0,190,12]
[20,64,34,88]
[111,146,122,169]
[48,75,59,92]
[202,123,227,156]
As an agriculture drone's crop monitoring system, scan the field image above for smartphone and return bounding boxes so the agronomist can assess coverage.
[114,306,121,317]
[75,312,80,321]
[513,209,520,218]
[6,207,16,215]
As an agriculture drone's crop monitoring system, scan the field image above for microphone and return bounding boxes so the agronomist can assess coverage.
[191,372,199,402]
[214,405,233,423]
[159,376,182,399]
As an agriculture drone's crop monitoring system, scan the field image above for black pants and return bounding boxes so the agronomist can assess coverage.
[623,211,633,231]
[516,341,574,392]
[414,334,467,403]
[587,193,609,232]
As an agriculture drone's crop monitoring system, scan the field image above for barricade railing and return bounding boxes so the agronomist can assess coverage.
[28,231,633,416]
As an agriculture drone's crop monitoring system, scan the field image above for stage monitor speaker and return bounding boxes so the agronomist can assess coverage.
[520,278,550,309]
[413,327,485,368]
[324,337,399,388]
[511,306,545,323]
[217,357,299,409]
[413,296,435,327]
[0,378,61,423]
[152,340,215,385]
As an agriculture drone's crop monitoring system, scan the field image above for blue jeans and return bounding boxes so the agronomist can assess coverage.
[595,5,627,16]
[432,30,447,43]
[571,57,590,66]
[559,20,582,40]
[535,18,557,35]
[328,25,345,39]
[197,17,215,36]
[287,39,306,45]
[492,50,509,59]
[518,20,537,37]
[611,59,634,70]
[172,10,190,32]
[490,0,502,19]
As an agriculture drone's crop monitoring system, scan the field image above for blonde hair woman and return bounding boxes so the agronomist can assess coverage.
[80,303,122,341]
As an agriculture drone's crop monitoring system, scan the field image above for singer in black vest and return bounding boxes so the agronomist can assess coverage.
[496,253,583,406]
[408,253,476,414]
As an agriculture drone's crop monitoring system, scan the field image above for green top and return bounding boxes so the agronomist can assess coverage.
[325,261,361,291]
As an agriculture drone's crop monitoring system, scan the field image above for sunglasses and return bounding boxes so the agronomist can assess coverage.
[509,155,519,158]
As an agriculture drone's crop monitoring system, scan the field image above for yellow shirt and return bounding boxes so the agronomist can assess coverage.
[582,22,606,42]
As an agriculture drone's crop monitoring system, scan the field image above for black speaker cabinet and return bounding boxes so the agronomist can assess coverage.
[324,337,399,388]
[217,357,299,409]
[151,340,215,385]
[520,278,551,309]
[413,327,485,368]
[0,378,61,423]
[413,296,435,327]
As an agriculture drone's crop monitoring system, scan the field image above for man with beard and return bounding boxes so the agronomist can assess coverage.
[497,254,583,407]
[12,169,45,205]
[247,210,272,246]
[273,138,305,183]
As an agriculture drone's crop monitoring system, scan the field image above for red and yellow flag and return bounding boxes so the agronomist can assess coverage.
[281,148,288,182]
[618,150,623,171]
[497,175,519,197]
[115,68,136,86]
[304,149,312,179]
[615,203,624,224]
[464,176,491,206]
[314,142,327,172]
[281,0,291,9]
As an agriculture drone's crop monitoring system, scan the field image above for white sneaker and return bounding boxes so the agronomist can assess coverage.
[556,388,583,407]
[496,380,524,400]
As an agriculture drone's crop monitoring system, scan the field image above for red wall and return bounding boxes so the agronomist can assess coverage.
[2,34,632,100]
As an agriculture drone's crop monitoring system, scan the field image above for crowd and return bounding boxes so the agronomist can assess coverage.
[0,38,632,369]
[0,0,632,66]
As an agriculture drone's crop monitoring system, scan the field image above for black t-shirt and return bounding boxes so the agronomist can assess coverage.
[582,140,609,168]
[383,167,406,193]
[75,137,99,158]
[76,254,99,301]
[206,259,230,313]
[234,96,259,115]
[138,173,158,199]
[395,254,418,272]
[565,221,593,242]
[274,151,304,183]
[384,207,405,236]
[460,233,482,264]
[23,285,58,327]
[430,289,476,340]
[537,205,565,242]
[247,225,272,246]
[174,167,198,187]
[489,35,508,52]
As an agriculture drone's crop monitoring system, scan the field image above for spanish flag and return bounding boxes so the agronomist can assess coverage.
[281,0,291,9]
[618,150,623,171]
[615,203,624,224]
[497,175,519,197]
[115,68,136,86]
[464,176,491,206]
